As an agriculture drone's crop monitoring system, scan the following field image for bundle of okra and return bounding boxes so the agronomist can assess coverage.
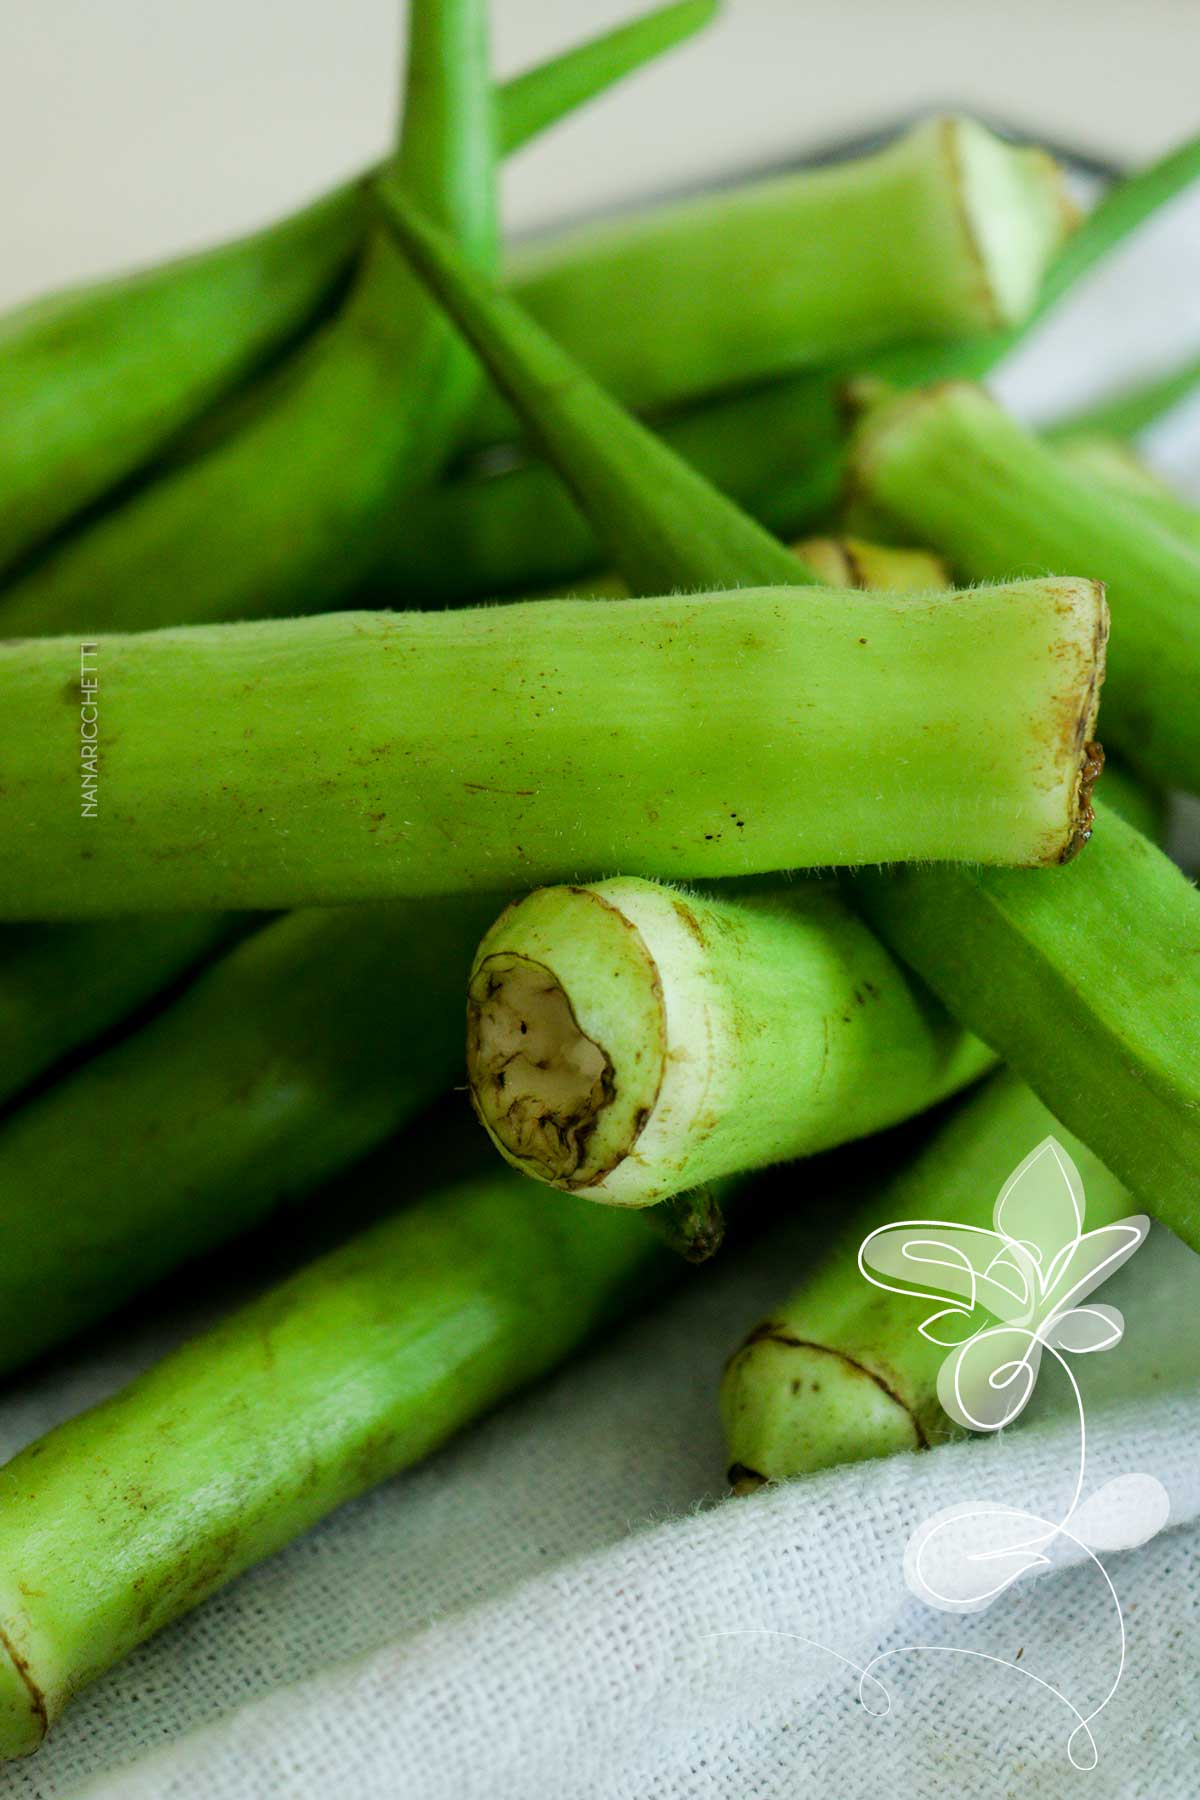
[0,0,1198,1758]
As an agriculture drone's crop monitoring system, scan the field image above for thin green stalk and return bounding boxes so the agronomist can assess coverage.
[0,577,1105,918]
[1042,347,1200,444]
[0,1142,673,1758]
[0,914,241,1110]
[466,114,1074,447]
[0,895,496,1376]
[721,1070,1134,1485]
[380,189,1200,1253]
[0,0,713,582]
[848,799,1200,1253]
[366,372,843,603]
[1054,431,1200,553]
[0,0,496,631]
[847,379,1200,792]
[467,877,992,1207]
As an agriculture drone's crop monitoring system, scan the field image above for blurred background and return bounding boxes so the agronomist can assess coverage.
[3,0,1199,309]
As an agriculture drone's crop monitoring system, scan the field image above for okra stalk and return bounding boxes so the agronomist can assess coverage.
[382,187,1200,1249]
[848,799,1200,1253]
[464,114,1074,447]
[0,895,496,1375]
[1042,346,1200,445]
[0,1147,672,1758]
[0,0,714,581]
[467,877,992,1207]
[0,578,1105,919]
[0,913,241,1109]
[847,380,1200,792]
[721,1070,1134,1485]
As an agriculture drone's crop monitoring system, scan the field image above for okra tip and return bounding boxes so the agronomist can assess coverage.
[720,1322,927,1489]
[467,883,667,1200]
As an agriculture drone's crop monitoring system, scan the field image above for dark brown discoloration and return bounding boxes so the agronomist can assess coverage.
[671,898,708,949]
[1060,739,1105,863]
[730,1327,928,1449]
[727,1462,768,1495]
[0,1625,48,1744]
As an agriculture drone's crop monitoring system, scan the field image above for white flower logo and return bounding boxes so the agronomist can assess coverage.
[857,1135,1149,1431]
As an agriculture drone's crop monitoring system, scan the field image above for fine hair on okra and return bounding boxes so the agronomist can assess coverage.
[846,378,1200,794]
[0,0,718,589]
[720,1069,1140,1487]
[0,579,1106,920]
[466,876,993,1207]
[376,179,1200,1255]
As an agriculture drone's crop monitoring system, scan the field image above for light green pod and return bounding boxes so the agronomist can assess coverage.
[0,1149,670,1758]
[0,894,497,1375]
[721,1070,1134,1485]
[468,876,993,1207]
[0,578,1106,918]
[847,380,1200,793]
[468,115,1074,446]
[1054,432,1200,554]
[850,799,1200,1254]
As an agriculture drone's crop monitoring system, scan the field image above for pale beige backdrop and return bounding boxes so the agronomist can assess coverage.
[1,0,1197,309]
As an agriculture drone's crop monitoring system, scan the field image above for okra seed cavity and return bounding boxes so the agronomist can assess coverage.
[467,953,615,1184]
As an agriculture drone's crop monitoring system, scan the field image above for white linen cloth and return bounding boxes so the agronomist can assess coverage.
[0,174,1196,1800]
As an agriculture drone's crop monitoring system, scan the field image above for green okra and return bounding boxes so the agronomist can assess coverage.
[0,0,497,633]
[0,0,716,582]
[467,877,992,1207]
[848,799,1200,1254]
[1054,432,1200,554]
[0,1144,673,1759]
[0,913,241,1110]
[0,578,1106,919]
[720,1070,1134,1485]
[381,183,1200,1251]
[465,114,1074,448]
[846,380,1200,793]
[0,894,496,1376]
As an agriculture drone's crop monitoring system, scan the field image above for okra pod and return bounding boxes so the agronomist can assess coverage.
[0,913,240,1109]
[466,114,1074,447]
[1042,346,1200,445]
[381,188,1200,1249]
[0,0,715,581]
[467,877,992,1207]
[847,380,1200,792]
[721,1070,1134,1485]
[1054,433,1200,554]
[0,579,1106,919]
[0,1147,671,1758]
[848,799,1200,1253]
[0,895,496,1374]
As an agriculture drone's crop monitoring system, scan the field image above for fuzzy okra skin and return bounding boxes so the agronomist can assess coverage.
[467,877,993,1207]
[0,1152,672,1759]
[720,1070,1134,1485]
[0,581,1105,917]
[0,894,497,1375]
[848,381,1200,793]
[849,800,1200,1254]
[0,913,241,1109]
[0,0,715,585]
[469,115,1073,448]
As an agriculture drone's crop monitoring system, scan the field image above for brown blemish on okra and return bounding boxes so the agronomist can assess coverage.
[0,1626,47,1746]
[1060,740,1105,863]
[728,1326,928,1451]
[467,952,617,1184]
